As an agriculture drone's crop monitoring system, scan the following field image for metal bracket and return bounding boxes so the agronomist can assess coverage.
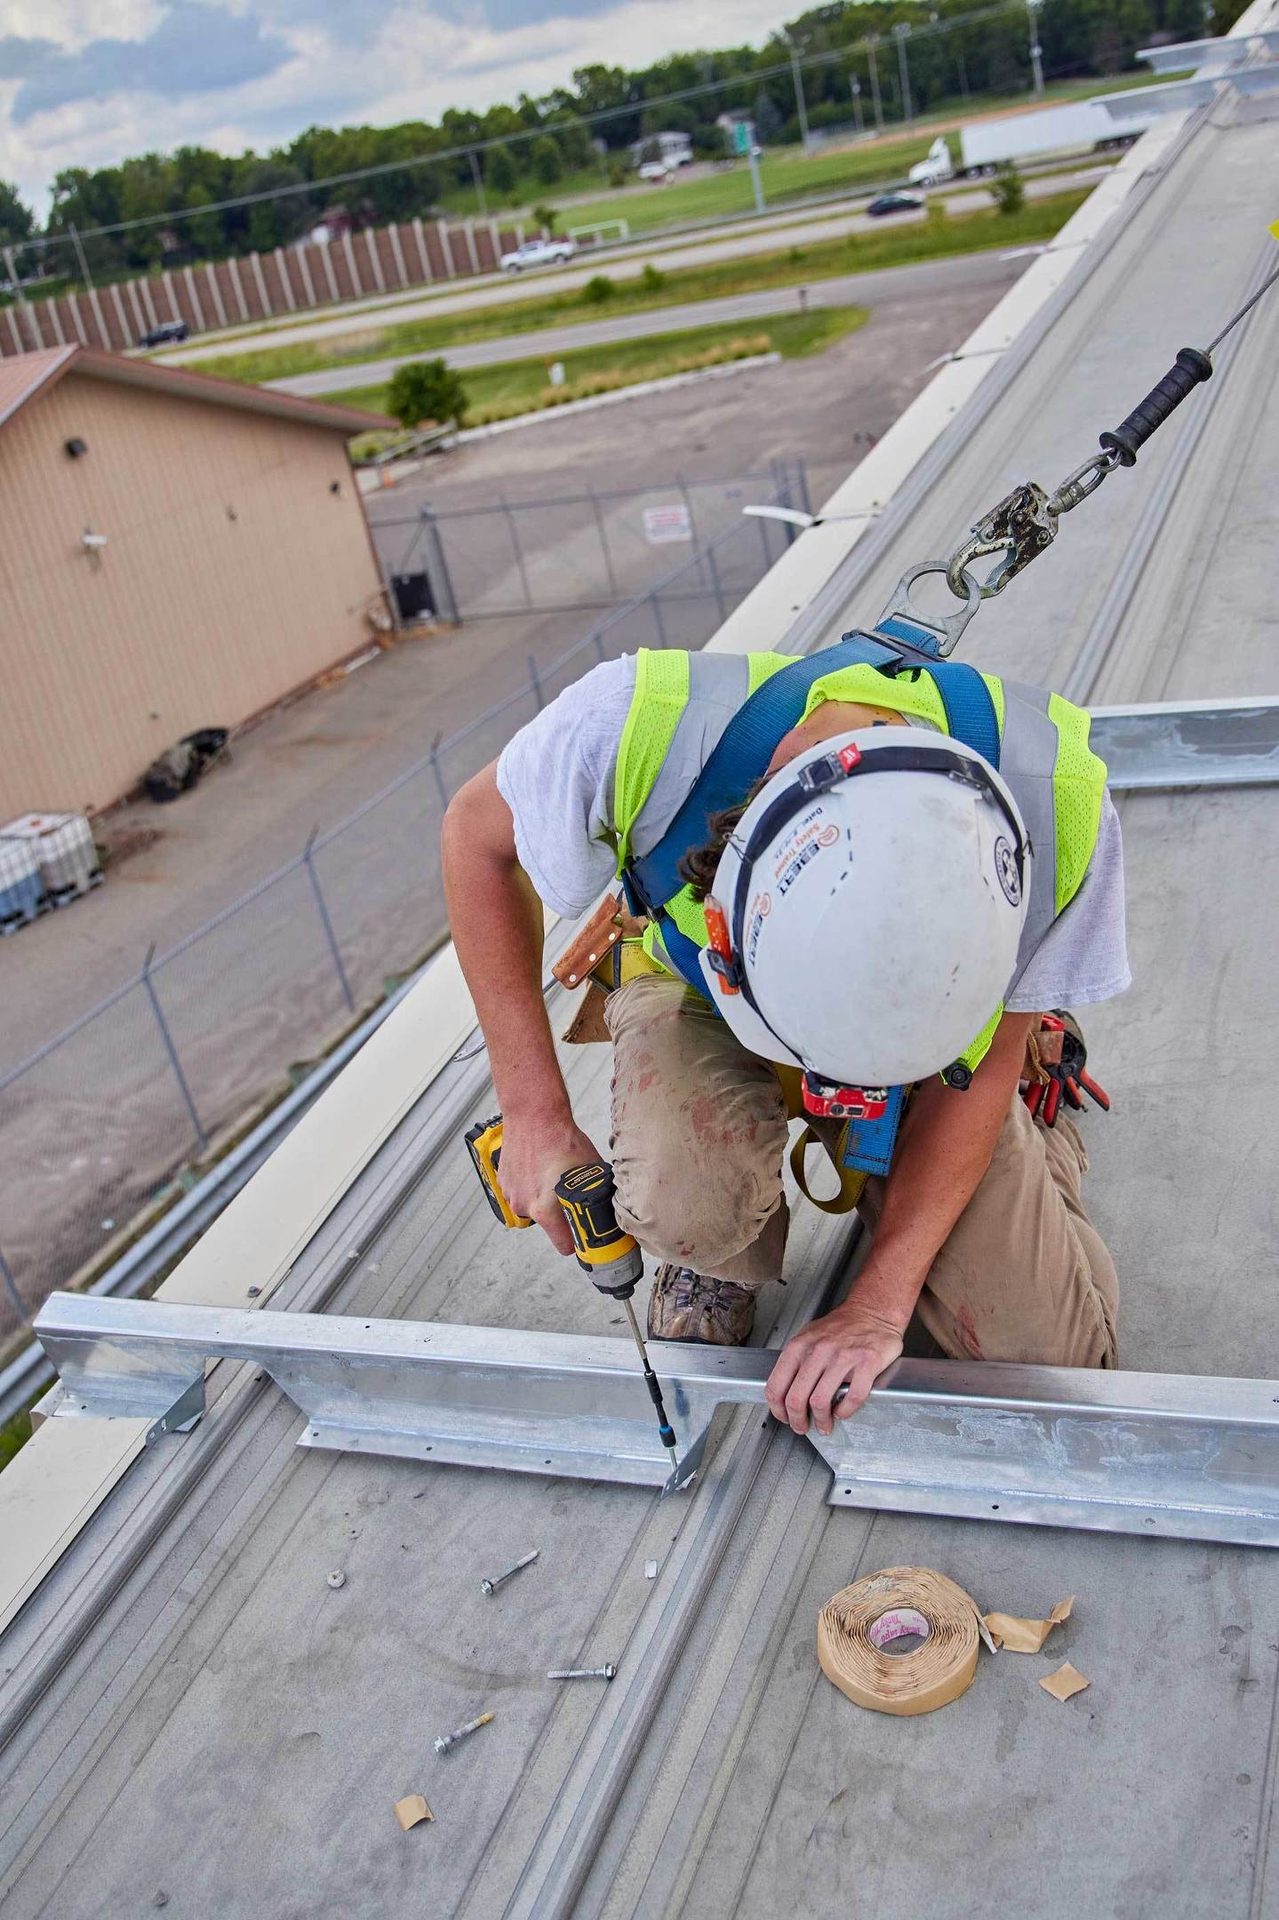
[32,1294,1279,1545]
[1091,698,1279,791]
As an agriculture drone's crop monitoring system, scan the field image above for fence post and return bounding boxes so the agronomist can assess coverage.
[796,456,813,519]
[589,488,619,598]
[0,1245,25,1326]
[705,544,728,623]
[429,732,450,811]
[303,831,356,1014]
[528,653,544,709]
[502,498,533,609]
[650,588,668,648]
[677,476,699,550]
[140,946,208,1152]
[421,505,461,624]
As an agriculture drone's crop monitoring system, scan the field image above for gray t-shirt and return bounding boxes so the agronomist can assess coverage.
[496,653,1131,1014]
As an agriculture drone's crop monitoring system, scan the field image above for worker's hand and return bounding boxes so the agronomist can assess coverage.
[498,1114,603,1256]
[765,1302,905,1437]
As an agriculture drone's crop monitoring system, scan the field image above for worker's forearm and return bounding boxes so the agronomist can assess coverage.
[852,1014,1034,1329]
[441,815,569,1125]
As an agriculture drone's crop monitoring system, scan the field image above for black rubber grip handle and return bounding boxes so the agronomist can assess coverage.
[1099,346,1212,466]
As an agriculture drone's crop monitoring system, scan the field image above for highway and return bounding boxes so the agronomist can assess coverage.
[269,246,1038,396]
[171,164,1106,372]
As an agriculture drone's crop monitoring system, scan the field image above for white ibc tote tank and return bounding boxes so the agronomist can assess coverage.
[0,812,102,904]
[0,833,46,932]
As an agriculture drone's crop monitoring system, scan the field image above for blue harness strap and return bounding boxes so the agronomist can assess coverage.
[628,632,905,915]
[628,640,999,918]
[929,659,1000,771]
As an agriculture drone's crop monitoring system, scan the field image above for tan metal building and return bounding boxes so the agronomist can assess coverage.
[0,346,390,818]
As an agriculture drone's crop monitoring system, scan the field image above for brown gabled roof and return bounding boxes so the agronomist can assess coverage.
[0,342,391,436]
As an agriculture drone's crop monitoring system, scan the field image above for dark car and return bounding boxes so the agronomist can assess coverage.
[866,192,926,218]
[138,319,190,348]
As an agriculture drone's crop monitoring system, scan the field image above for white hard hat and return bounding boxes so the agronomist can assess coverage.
[697,728,1030,1091]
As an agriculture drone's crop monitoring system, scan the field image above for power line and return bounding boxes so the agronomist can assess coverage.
[51,1,1025,245]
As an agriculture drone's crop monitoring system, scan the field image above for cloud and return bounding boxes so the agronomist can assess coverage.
[0,0,799,210]
[1,2,291,124]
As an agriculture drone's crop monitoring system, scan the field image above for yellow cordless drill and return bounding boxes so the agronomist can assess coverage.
[464,1116,679,1474]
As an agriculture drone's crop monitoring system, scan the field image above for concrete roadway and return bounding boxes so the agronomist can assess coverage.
[172,165,1105,373]
[270,246,1038,396]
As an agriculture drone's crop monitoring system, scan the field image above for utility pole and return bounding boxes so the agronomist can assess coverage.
[894,22,913,125]
[849,73,864,133]
[467,150,488,216]
[789,43,812,154]
[2,242,35,350]
[866,36,885,132]
[67,222,94,291]
[1027,0,1045,95]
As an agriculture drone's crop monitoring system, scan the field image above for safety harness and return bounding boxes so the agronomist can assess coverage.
[621,619,1007,1178]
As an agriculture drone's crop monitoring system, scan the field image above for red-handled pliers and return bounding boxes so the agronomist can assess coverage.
[1024,1013,1110,1128]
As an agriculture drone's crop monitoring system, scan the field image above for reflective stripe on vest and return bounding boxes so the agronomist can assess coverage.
[616,650,786,864]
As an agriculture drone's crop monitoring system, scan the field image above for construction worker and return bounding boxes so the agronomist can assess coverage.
[442,643,1127,1440]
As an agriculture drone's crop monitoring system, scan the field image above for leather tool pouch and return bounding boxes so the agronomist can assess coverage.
[553,893,649,1044]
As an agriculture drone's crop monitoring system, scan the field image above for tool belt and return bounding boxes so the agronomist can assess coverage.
[552,892,659,1045]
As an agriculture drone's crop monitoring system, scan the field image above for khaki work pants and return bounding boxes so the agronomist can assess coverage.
[604,973,1118,1368]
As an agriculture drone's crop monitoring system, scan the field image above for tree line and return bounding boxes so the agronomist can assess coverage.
[0,0,1248,285]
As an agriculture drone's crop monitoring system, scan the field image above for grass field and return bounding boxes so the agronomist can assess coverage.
[209,188,1087,389]
[339,306,868,437]
[435,68,1174,228]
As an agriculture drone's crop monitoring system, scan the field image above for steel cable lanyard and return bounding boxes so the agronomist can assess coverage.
[684,247,1279,1178]
[916,252,1279,650]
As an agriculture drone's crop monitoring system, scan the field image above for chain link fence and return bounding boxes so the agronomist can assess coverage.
[369,463,814,623]
[0,468,808,1344]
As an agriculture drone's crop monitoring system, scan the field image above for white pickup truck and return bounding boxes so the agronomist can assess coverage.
[499,236,577,273]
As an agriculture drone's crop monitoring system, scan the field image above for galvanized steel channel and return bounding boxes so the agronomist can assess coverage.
[33,1293,1279,1547]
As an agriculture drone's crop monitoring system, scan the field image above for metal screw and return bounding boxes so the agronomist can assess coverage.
[434,1710,494,1754]
[480,1548,539,1596]
[547,1664,617,1681]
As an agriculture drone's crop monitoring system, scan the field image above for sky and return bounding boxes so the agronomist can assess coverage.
[0,0,803,213]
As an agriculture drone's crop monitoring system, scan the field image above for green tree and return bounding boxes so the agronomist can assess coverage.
[531,202,558,233]
[992,162,1025,215]
[487,144,518,198]
[386,358,468,428]
[0,180,35,250]
[530,135,563,187]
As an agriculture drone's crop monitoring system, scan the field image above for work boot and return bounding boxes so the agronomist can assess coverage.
[647,1264,756,1346]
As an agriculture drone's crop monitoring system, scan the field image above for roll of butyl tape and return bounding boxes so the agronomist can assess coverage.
[817,1566,981,1716]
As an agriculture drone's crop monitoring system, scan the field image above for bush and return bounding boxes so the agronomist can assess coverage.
[386,358,468,429]
[992,162,1025,216]
[531,202,558,234]
[582,273,616,304]
[640,262,665,292]
[607,158,628,188]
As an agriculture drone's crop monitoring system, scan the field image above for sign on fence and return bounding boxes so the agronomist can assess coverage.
[643,504,693,546]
